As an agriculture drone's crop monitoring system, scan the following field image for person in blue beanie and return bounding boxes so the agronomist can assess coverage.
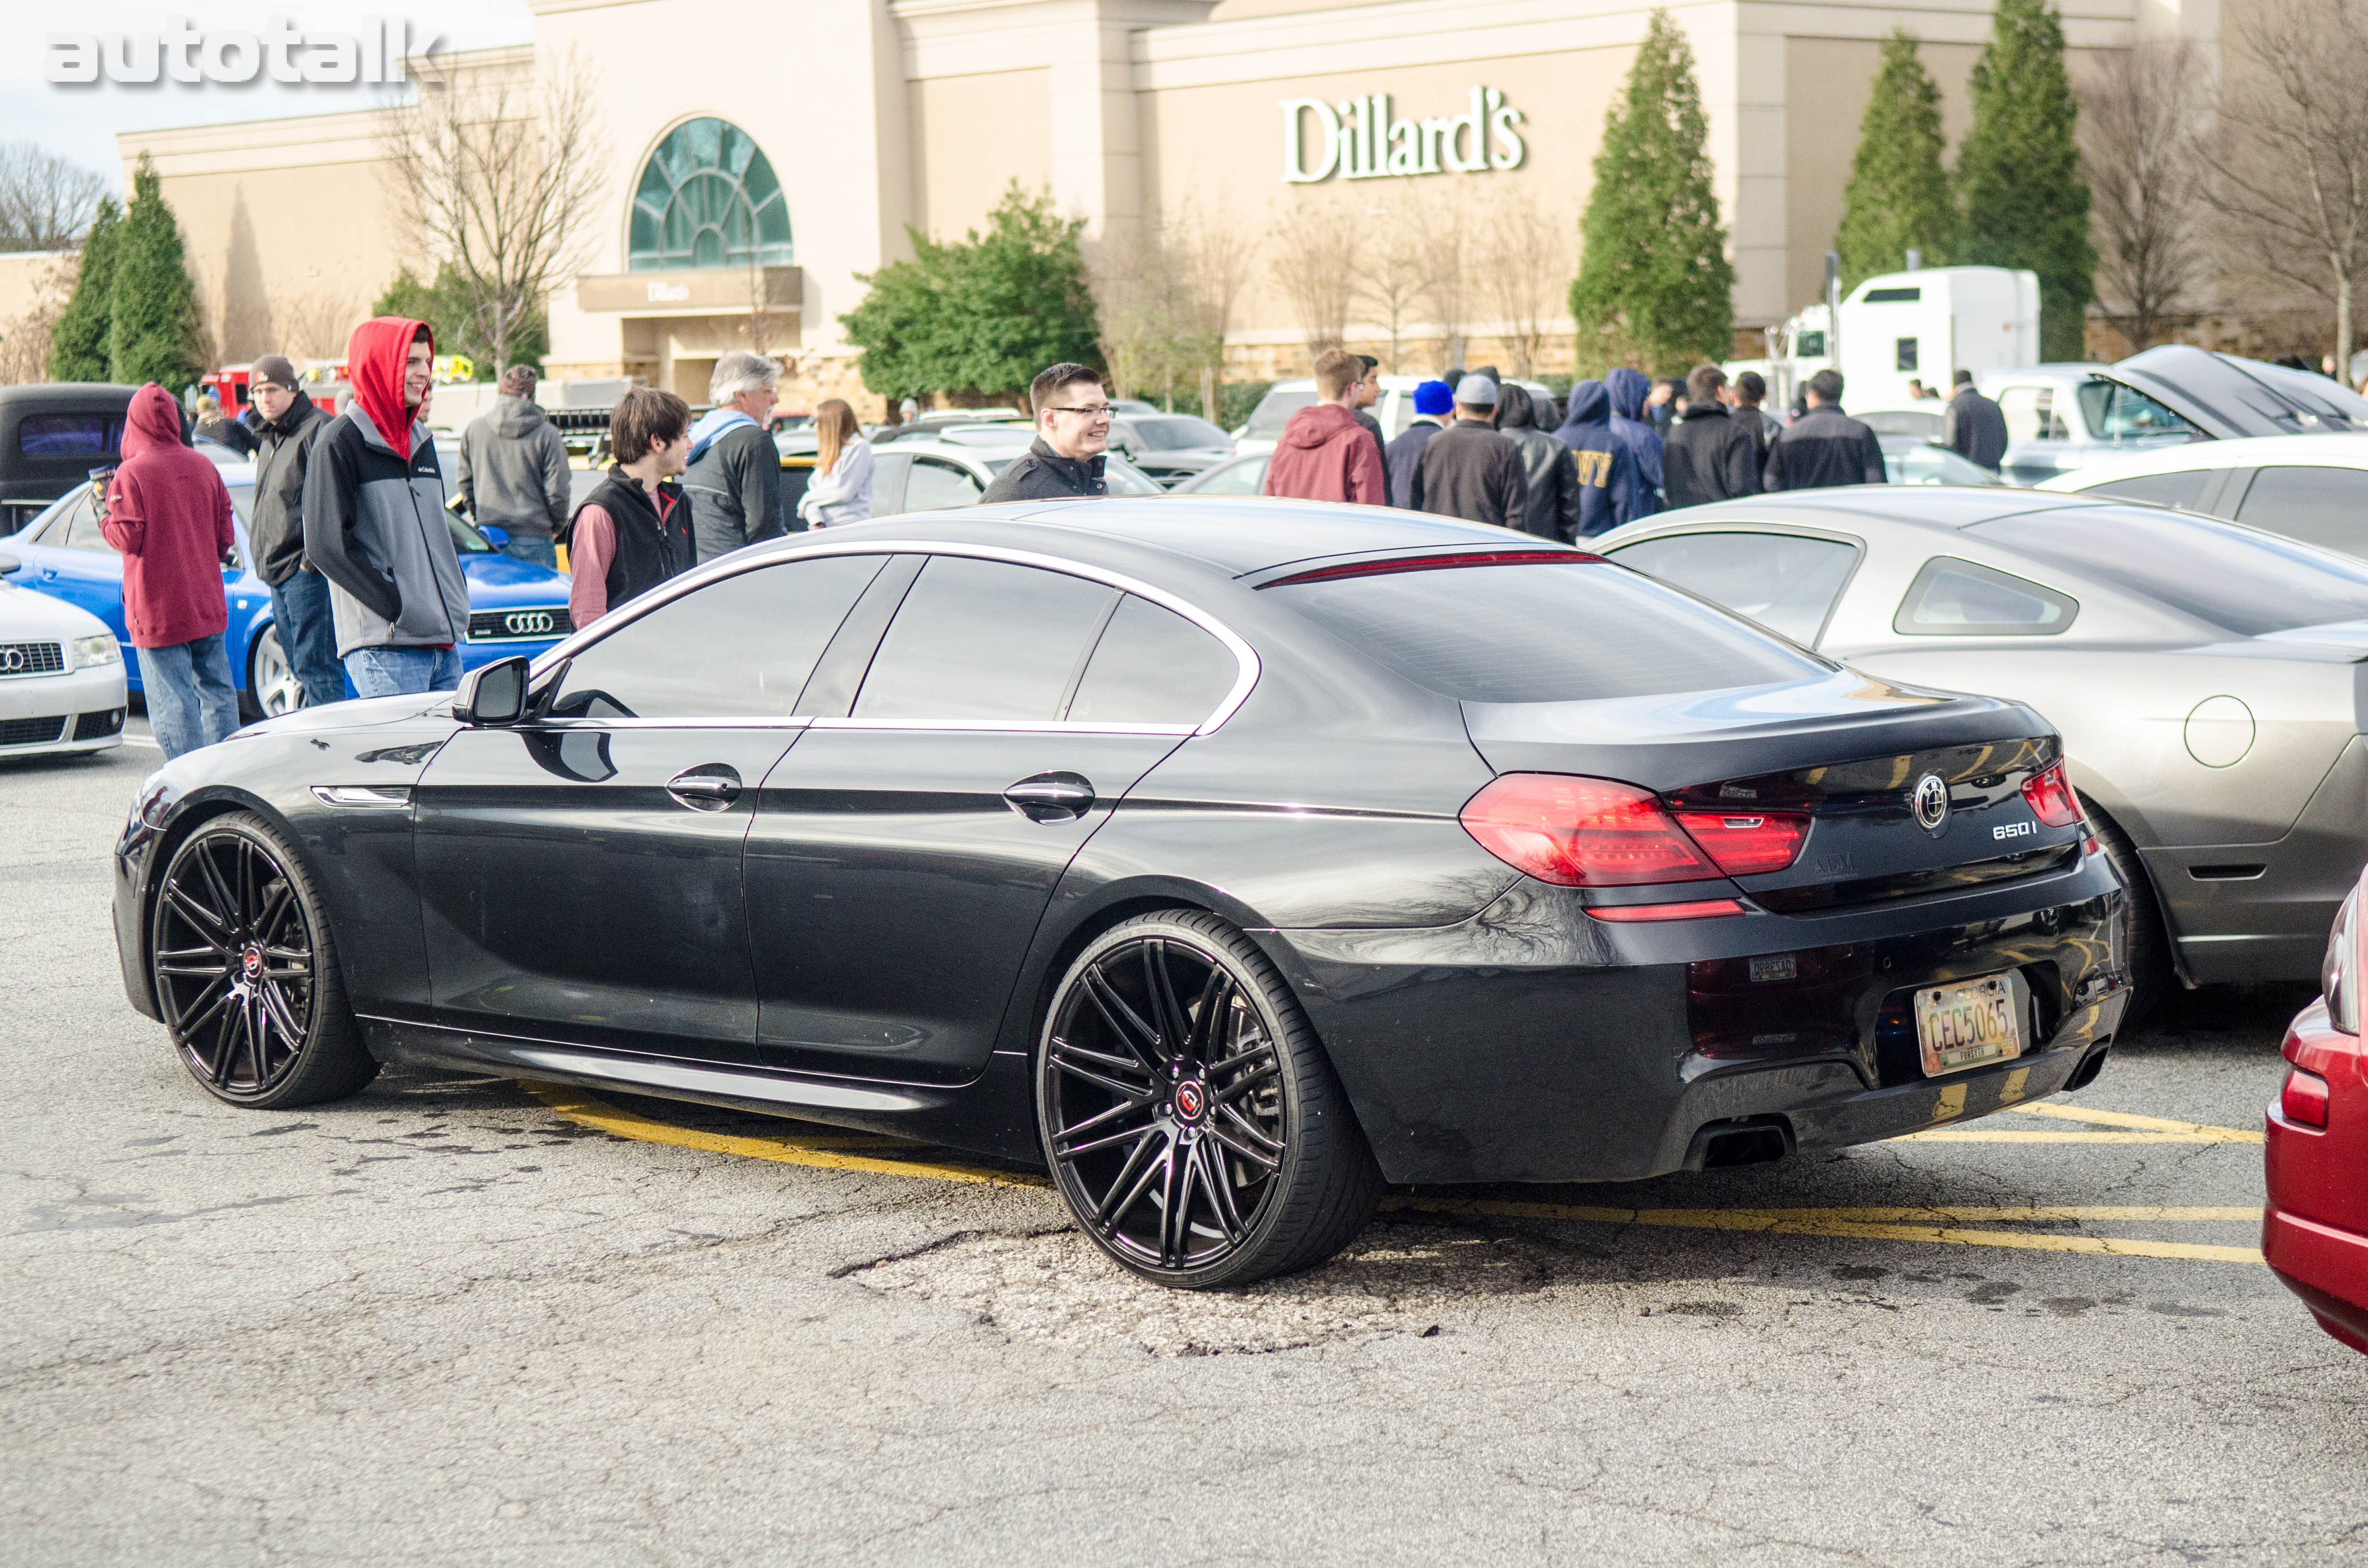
[1384,378,1454,509]
[1554,379,1647,537]
[1602,367,1664,517]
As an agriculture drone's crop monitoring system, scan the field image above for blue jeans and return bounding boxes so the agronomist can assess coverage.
[268,566,348,708]
[501,533,559,569]
[345,645,463,698]
[143,633,239,760]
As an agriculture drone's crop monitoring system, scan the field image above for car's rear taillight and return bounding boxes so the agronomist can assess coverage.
[1460,774,1720,886]
[2284,1068,2331,1127]
[2022,761,2084,828]
[1671,811,1810,877]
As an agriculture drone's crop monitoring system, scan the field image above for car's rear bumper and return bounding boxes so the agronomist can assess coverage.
[1259,848,2128,1184]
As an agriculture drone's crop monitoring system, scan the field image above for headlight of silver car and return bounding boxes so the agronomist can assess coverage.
[69,632,120,669]
[2324,885,2358,1035]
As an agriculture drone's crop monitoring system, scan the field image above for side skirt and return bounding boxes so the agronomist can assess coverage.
[360,1017,1045,1165]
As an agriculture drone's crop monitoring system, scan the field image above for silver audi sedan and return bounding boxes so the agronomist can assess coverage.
[1596,486,2368,1015]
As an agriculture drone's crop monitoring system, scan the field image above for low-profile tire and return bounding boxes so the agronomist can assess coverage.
[1036,909,1384,1289]
[150,810,378,1108]
[2082,795,2175,1032]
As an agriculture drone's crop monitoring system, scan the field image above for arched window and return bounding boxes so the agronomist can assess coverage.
[627,118,794,272]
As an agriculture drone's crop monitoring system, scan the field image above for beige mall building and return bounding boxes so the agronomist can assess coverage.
[110,0,2216,415]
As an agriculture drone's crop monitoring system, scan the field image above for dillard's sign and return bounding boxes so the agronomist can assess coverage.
[1281,86,1526,184]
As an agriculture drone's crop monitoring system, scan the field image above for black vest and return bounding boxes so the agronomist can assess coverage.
[566,467,691,612]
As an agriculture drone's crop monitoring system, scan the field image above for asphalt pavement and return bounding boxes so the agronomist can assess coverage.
[5,723,2365,1566]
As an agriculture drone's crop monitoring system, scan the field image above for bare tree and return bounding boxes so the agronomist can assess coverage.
[1270,205,1354,359]
[275,290,364,360]
[378,46,610,377]
[1352,222,1432,374]
[1170,197,1258,420]
[2199,0,2368,372]
[0,144,108,252]
[1475,191,1574,379]
[2080,42,2210,351]
[1413,184,1478,371]
[1091,199,1257,416]
[0,257,73,382]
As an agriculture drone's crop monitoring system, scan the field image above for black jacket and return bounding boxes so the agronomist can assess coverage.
[684,418,785,563]
[1498,388,1580,541]
[1384,420,1444,510]
[567,467,692,613]
[1764,405,1887,492]
[978,438,1107,504]
[1662,404,1762,509]
[1944,387,2010,471]
[246,391,330,588]
[1409,419,1526,531]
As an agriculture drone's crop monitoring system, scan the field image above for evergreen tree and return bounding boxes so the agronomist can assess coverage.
[1836,30,1957,291]
[842,183,1101,404]
[107,155,205,390]
[1570,10,1733,372]
[47,196,119,382]
[1958,0,2095,360]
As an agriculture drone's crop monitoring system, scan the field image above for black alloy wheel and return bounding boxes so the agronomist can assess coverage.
[1037,909,1382,1288]
[151,812,377,1108]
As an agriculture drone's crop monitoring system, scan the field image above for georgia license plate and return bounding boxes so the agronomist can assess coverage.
[1913,973,2024,1076]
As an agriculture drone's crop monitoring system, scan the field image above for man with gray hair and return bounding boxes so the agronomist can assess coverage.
[684,350,785,562]
[456,365,570,567]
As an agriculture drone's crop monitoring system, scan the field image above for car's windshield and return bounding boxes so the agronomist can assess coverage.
[1128,416,1230,450]
[1969,507,2368,635]
[1244,389,1317,440]
[2076,380,2195,440]
[1265,555,1829,703]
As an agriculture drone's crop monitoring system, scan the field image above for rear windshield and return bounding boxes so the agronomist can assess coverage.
[1245,390,1317,439]
[19,413,123,457]
[1969,508,2368,635]
[1266,557,1829,703]
[1130,416,1230,450]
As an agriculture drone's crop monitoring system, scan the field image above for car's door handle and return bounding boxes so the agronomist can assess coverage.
[1003,772,1095,822]
[39,567,57,580]
[666,768,742,811]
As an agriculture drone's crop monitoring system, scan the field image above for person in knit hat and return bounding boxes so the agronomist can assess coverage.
[1383,378,1454,509]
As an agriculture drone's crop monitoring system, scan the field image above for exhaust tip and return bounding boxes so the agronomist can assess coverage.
[1685,1116,1796,1171]
[2065,1041,2112,1092]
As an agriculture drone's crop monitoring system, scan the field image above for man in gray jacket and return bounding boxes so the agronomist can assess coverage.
[684,350,785,562]
[456,365,570,566]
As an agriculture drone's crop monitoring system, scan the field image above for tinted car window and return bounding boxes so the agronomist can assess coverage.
[1606,531,1858,646]
[1970,508,2368,635]
[1268,558,1826,704]
[1998,387,2068,442]
[1884,441,2000,487]
[1103,456,1166,496]
[1893,557,2078,636]
[2081,469,2213,511]
[1187,455,1268,496]
[870,451,913,515]
[1245,389,1317,439]
[1130,416,1230,450]
[2076,380,2194,439]
[1860,410,1944,438]
[1066,595,1237,725]
[58,492,111,552]
[855,556,1118,721]
[904,457,983,512]
[553,554,885,719]
[19,414,123,457]
[2233,466,2368,557]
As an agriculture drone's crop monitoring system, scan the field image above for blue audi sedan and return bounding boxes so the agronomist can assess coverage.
[1,459,573,715]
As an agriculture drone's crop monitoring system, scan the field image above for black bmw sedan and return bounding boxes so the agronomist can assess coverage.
[114,501,2129,1288]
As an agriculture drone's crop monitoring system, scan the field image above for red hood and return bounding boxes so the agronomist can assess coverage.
[345,315,432,459]
[120,383,185,459]
[1278,401,1364,451]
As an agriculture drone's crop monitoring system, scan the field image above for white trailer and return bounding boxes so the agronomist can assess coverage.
[1837,266,2039,408]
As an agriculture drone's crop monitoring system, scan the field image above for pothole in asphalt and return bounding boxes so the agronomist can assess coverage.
[849,1222,1572,1356]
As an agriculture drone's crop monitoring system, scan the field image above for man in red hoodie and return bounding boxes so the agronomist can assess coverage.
[1264,348,1387,505]
[101,383,238,759]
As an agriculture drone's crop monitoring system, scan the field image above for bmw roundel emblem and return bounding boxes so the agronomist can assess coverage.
[1912,773,1951,833]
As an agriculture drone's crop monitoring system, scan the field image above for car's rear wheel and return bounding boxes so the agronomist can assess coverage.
[1036,910,1382,1289]
[247,625,304,718]
[151,812,377,1108]
[2082,795,2175,1030]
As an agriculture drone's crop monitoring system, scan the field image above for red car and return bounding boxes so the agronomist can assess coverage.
[2266,875,2368,1352]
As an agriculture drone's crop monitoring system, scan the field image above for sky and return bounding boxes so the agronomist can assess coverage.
[0,2,537,187]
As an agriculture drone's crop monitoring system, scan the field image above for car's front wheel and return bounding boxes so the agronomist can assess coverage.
[1036,910,1382,1288]
[247,624,304,718]
[151,812,378,1108]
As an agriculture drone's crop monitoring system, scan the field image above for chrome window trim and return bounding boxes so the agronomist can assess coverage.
[532,539,1262,735]
[807,717,1194,736]
[533,716,814,731]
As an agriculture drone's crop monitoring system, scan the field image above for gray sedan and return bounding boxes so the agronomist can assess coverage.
[1596,486,2368,1014]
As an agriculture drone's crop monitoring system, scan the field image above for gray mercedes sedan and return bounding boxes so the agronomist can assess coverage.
[1597,486,2368,1014]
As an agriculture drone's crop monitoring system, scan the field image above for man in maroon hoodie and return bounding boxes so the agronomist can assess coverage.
[102,383,238,759]
[1263,348,1387,505]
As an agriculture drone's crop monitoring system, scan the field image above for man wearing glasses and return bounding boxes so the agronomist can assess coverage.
[980,362,1113,504]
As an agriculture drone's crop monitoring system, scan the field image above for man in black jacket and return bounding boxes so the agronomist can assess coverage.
[980,363,1111,503]
[1764,369,1887,491]
[1943,369,2010,472]
[244,355,342,707]
[1409,374,1526,530]
[1496,384,1579,540]
[1662,364,1761,509]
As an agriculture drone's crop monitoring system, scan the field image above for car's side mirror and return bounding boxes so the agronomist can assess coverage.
[479,524,510,548]
[0,551,17,576]
[454,655,530,726]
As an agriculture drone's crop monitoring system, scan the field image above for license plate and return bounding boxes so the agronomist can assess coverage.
[1913,974,2024,1076]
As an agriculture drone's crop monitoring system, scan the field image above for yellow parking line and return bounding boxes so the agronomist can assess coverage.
[1381,1196,2266,1264]
[519,1081,1050,1189]
[1894,1102,2263,1144]
[2011,1102,2265,1138]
